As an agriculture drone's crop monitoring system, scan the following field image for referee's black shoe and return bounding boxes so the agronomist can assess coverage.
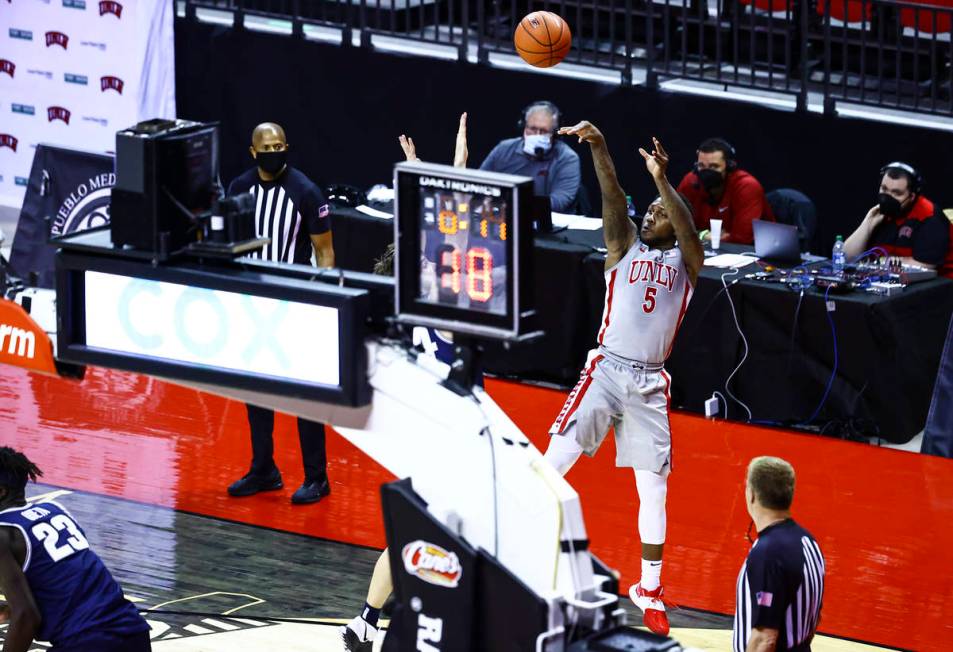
[291,477,331,505]
[227,468,283,497]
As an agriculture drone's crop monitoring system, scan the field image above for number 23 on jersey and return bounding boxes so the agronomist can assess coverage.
[24,507,90,562]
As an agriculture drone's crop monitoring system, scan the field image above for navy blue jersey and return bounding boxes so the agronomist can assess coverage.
[734,519,825,652]
[413,327,484,387]
[0,501,149,647]
[227,166,331,265]
[414,327,456,365]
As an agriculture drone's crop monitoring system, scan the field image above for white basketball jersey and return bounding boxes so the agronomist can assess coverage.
[596,240,693,364]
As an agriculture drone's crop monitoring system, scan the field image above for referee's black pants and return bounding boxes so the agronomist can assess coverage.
[245,403,328,482]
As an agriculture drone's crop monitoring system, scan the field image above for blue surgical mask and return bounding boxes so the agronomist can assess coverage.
[523,134,552,157]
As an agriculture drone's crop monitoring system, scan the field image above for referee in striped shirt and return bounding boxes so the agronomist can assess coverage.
[224,122,336,505]
[734,456,825,652]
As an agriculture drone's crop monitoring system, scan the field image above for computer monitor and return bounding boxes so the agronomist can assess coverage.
[110,119,219,258]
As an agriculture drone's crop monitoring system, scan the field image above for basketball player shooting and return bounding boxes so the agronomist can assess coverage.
[543,122,703,636]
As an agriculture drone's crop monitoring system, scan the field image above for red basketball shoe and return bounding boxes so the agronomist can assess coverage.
[628,582,671,636]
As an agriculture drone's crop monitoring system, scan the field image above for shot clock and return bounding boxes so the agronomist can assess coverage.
[394,162,535,340]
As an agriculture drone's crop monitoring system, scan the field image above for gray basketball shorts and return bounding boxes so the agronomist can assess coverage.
[549,348,673,472]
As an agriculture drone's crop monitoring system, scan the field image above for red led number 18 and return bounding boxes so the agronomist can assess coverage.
[436,245,493,303]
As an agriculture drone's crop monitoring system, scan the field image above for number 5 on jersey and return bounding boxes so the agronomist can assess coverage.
[32,514,90,562]
[642,286,657,314]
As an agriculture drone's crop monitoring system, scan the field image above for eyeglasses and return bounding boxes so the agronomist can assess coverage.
[524,126,553,136]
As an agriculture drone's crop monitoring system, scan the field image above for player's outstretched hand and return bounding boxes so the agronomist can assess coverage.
[638,136,669,180]
[398,134,419,162]
[0,603,9,624]
[453,112,468,168]
[558,120,605,146]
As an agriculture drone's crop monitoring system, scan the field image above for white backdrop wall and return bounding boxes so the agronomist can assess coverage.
[0,0,175,208]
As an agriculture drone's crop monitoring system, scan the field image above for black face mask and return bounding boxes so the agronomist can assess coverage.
[696,168,724,193]
[256,150,287,176]
[878,193,905,219]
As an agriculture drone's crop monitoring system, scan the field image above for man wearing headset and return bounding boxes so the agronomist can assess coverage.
[479,101,581,212]
[676,137,774,245]
[844,162,949,269]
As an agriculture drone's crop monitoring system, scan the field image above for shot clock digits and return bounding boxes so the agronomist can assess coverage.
[419,190,509,316]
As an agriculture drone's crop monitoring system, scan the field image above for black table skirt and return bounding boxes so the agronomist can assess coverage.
[330,207,953,443]
[666,260,953,442]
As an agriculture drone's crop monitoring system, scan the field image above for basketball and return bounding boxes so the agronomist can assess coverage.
[514,11,572,68]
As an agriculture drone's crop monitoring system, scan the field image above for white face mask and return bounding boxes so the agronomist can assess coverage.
[522,134,552,157]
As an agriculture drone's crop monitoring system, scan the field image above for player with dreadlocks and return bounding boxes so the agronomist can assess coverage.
[0,447,152,652]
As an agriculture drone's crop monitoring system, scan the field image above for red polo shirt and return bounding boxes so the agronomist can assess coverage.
[676,168,775,245]
[868,195,949,267]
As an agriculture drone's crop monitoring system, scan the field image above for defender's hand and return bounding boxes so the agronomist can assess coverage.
[398,134,419,162]
[639,136,669,180]
[558,121,605,146]
[453,112,468,168]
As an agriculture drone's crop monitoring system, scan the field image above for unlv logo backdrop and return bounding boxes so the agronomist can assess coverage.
[45,31,69,49]
[99,0,122,17]
[0,0,173,212]
[101,76,123,93]
[47,106,71,124]
[0,135,17,152]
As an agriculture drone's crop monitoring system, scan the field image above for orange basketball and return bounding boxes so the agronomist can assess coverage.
[514,11,572,68]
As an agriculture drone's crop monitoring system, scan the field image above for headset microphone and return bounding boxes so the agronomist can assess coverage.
[879,161,923,195]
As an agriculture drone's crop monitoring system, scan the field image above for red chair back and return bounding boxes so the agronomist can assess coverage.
[739,0,792,12]
[900,0,953,33]
[817,0,872,22]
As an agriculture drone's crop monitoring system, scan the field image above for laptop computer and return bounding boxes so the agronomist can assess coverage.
[753,220,801,264]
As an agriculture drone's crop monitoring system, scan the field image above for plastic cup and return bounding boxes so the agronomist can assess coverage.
[710,218,723,250]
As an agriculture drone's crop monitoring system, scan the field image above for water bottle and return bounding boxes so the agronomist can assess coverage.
[626,195,637,223]
[832,235,846,274]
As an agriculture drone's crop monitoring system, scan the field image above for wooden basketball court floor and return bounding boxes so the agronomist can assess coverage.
[1,365,951,650]
[1,486,890,651]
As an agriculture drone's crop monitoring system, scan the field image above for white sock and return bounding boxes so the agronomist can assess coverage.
[640,558,663,591]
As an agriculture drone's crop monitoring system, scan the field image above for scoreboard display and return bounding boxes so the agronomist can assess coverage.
[394,162,535,340]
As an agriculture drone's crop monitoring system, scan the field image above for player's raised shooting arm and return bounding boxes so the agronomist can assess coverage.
[640,137,703,286]
[559,121,632,268]
[0,529,40,652]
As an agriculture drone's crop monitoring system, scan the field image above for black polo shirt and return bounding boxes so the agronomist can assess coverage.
[734,519,825,652]
[868,195,948,266]
[227,166,330,265]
